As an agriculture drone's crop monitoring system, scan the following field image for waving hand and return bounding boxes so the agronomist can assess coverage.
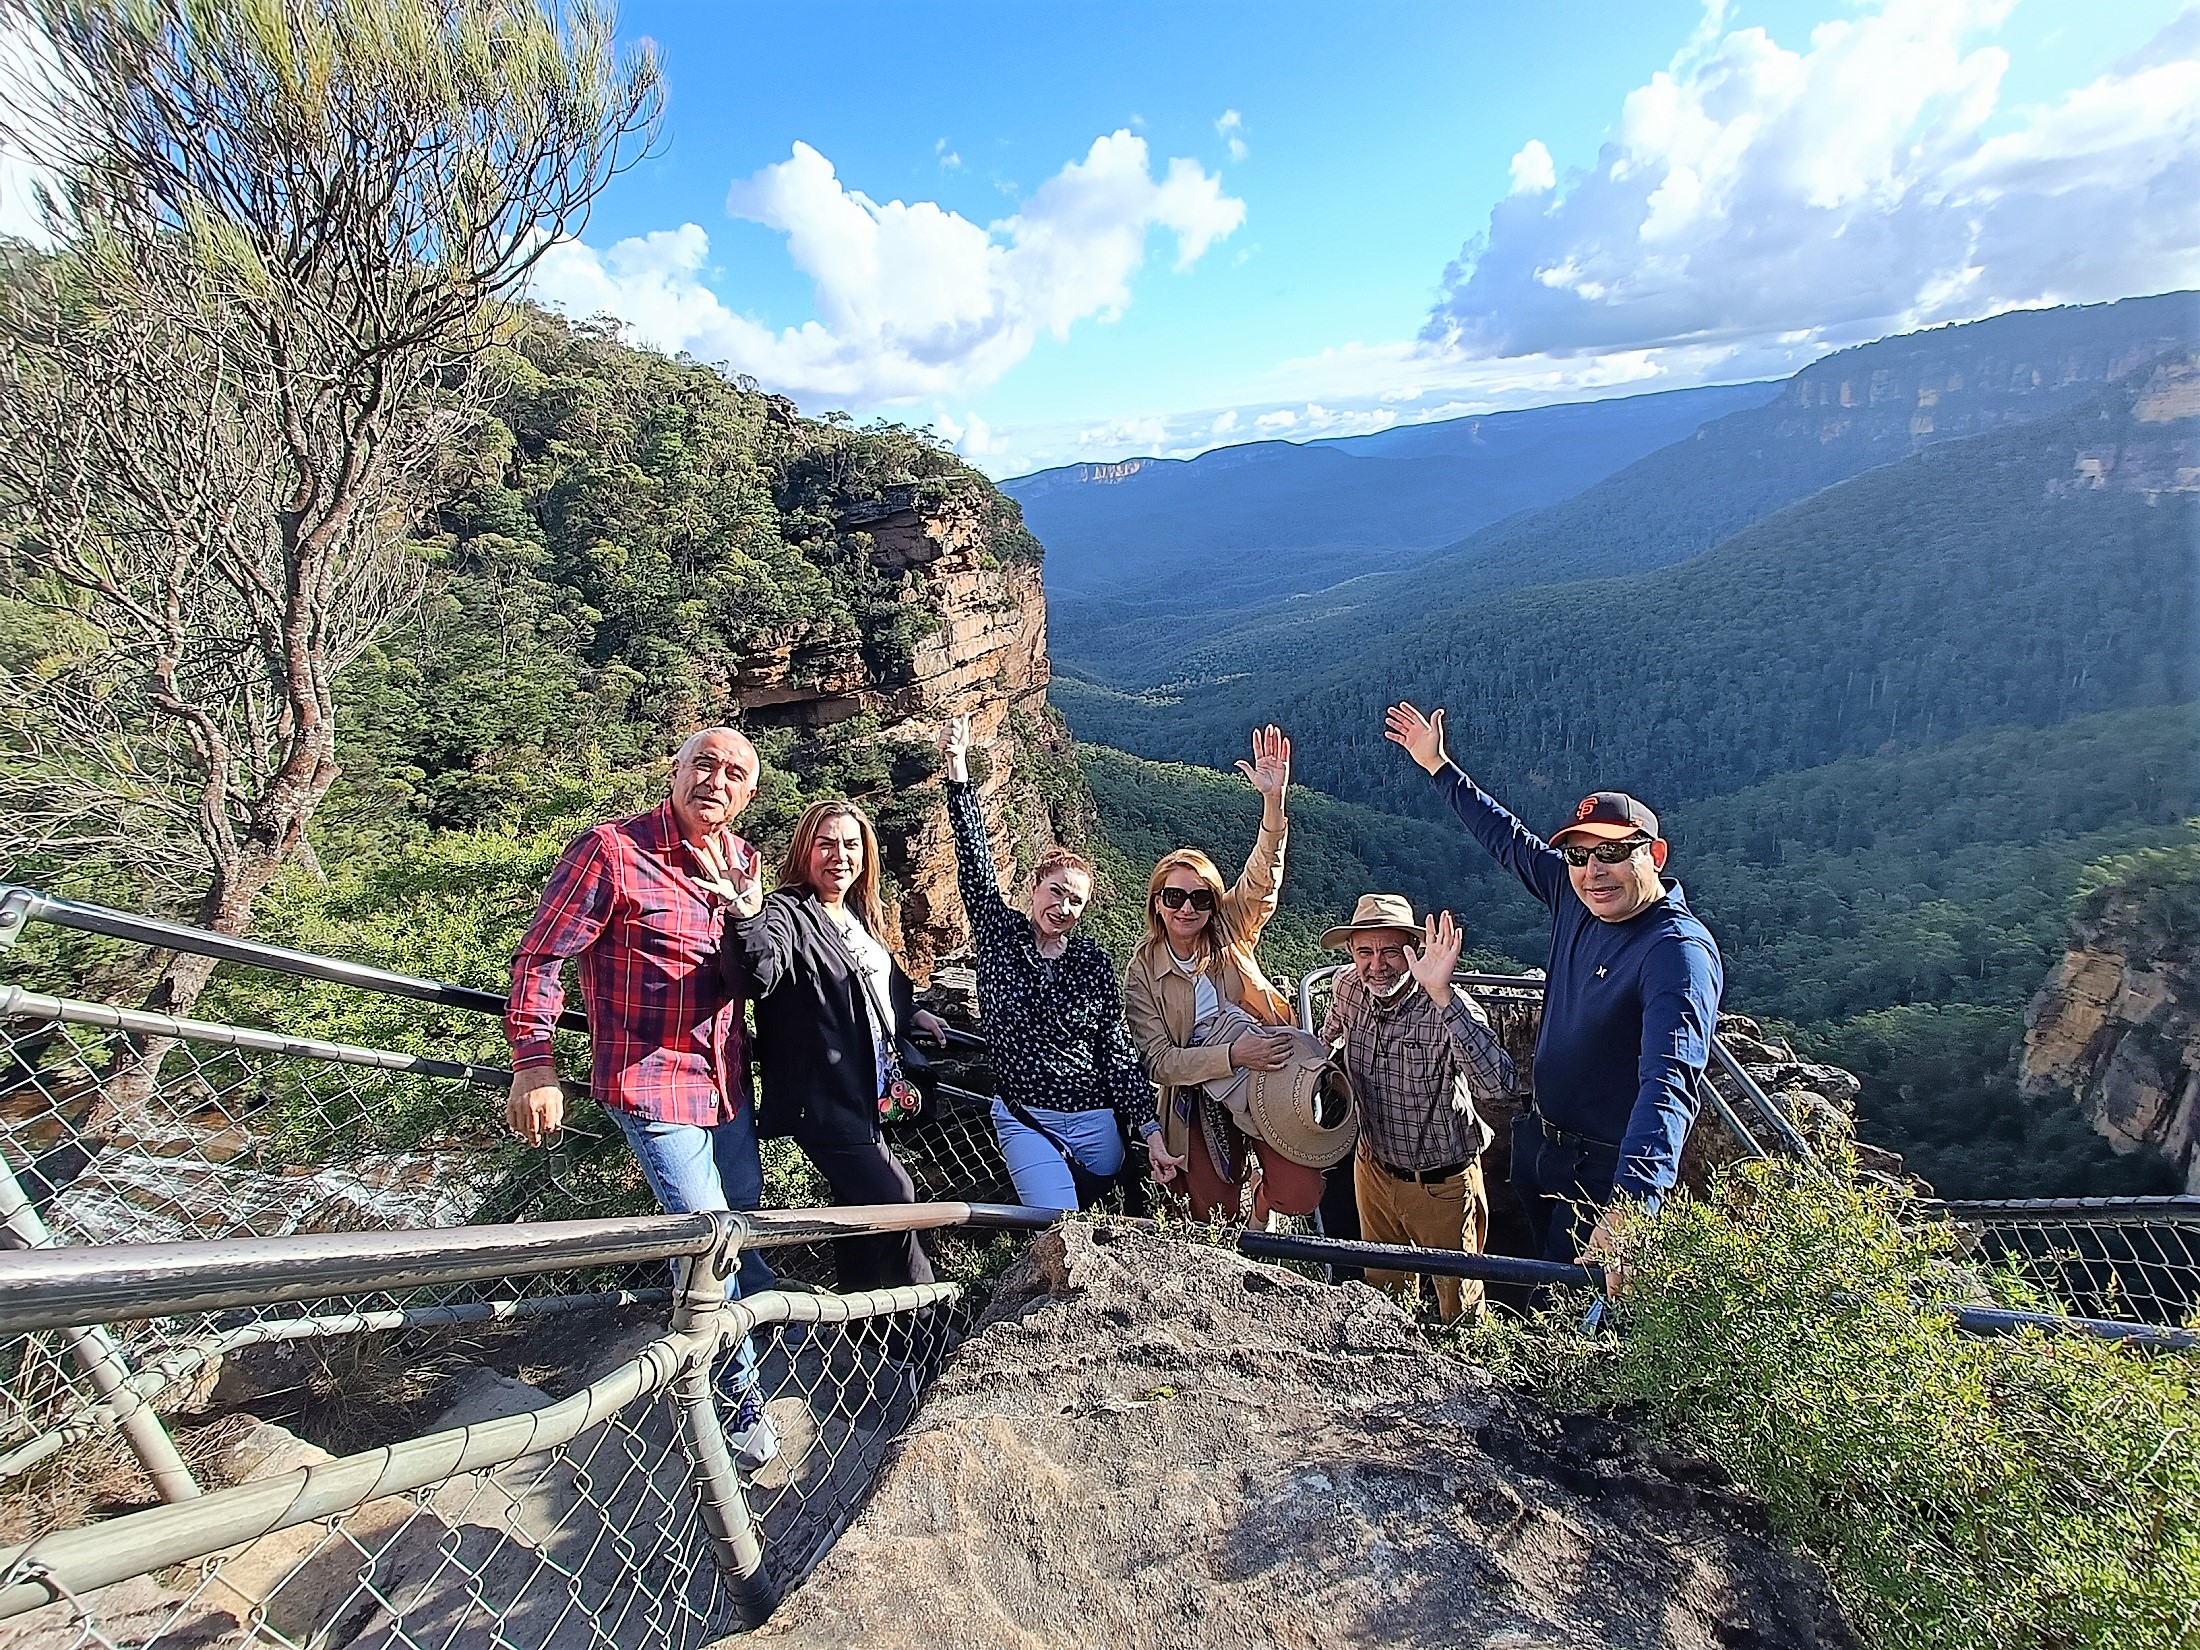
[1235,724,1291,801]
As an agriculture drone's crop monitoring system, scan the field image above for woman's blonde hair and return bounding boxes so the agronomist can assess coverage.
[779,799,889,940]
[1143,848,1236,964]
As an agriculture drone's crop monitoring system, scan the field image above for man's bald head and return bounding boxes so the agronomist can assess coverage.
[669,727,760,840]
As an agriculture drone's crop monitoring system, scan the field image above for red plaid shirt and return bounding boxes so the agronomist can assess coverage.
[505,801,748,1126]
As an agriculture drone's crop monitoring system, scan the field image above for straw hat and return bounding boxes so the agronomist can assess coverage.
[1319,892,1419,952]
[1244,1028,1360,1169]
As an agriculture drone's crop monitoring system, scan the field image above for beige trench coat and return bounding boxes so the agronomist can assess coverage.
[1121,813,1294,1165]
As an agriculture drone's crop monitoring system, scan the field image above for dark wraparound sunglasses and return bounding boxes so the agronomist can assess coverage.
[1559,835,1654,867]
[1157,886,1217,912]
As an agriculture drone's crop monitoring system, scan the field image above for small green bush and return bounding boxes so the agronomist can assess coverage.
[1461,1160,2200,1650]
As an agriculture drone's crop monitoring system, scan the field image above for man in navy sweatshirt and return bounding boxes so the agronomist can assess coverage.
[1383,701,1724,1271]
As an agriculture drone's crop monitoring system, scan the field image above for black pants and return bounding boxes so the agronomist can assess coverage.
[1316,1155,1364,1282]
[795,1127,936,1292]
[1509,1112,1621,1266]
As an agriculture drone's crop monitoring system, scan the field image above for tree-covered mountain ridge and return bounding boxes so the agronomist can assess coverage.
[1055,290,2199,694]
[1062,371,2197,831]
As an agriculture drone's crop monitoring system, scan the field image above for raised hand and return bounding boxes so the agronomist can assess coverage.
[1384,702,1449,775]
[689,829,764,917]
[1234,724,1291,802]
[939,712,973,784]
[1405,910,1465,1003]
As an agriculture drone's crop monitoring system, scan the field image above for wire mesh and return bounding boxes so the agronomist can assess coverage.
[892,1083,1015,1206]
[0,1279,979,1650]
[735,1291,974,1597]
[1931,1201,2200,1328]
[1,1370,738,1650]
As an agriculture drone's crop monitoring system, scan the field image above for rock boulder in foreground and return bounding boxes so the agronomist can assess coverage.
[757,1223,1856,1649]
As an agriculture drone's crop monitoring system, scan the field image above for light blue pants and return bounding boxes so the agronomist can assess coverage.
[990,1098,1127,1212]
[612,1108,775,1394]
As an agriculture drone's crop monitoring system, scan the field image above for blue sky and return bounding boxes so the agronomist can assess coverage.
[529,0,2200,475]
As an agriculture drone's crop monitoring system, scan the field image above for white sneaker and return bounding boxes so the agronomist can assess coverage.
[728,1389,780,1470]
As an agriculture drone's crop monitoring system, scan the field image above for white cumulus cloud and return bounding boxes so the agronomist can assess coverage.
[1425,0,2200,359]
[527,131,1244,410]
[1508,139,1556,195]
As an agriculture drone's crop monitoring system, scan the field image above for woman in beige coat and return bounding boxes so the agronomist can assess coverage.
[1121,725,1325,1222]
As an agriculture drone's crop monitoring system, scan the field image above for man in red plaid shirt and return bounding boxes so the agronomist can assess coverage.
[504,726,780,1467]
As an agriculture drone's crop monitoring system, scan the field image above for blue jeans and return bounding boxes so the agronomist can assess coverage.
[612,1107,776,1393]
[990,1099,1126,1212]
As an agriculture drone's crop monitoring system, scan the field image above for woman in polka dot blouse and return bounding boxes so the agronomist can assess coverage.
[939,714,1185,1211]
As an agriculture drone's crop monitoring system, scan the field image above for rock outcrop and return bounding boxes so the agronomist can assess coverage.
[731,481,1065,979]
[2021,852,2200,1191]
[758,1223,1857,1650]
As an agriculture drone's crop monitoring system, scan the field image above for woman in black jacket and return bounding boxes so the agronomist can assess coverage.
[707,799,949,1291]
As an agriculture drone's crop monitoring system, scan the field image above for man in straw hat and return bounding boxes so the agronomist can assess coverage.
[1383,703,1724,1279]
[1320,894,1514,1320]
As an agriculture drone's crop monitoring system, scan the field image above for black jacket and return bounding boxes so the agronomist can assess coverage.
[724,887,918,1143]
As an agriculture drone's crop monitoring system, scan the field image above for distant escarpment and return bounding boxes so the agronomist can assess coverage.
[2022,836,2200,1191]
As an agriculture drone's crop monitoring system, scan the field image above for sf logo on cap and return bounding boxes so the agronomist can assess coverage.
[1575,797,1597,821]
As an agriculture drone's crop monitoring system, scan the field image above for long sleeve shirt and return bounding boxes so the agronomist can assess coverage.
[505,801,749,1126]
[1321,969,1513,1173]
[945,778,1157,1137]
[1430,765,1723,1203]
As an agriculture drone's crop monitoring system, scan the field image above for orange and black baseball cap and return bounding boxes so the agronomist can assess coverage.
[1551,791,1659,846]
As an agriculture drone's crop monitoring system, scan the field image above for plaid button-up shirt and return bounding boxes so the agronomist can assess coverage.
[1322,970,1515,1173]
[505,801,748,1126]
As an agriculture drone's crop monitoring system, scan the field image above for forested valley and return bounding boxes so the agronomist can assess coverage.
[1047,294,2200,1199]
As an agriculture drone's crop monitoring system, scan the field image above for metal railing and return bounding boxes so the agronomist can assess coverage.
[1295,963,1825,1171]
[0,881,1022,1557]
[3,881,2196,1649]
[1930,1196,2200,1331]
[0,1201,1049,1646]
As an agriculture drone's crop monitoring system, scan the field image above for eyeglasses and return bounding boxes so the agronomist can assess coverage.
[1558,836,1653,867]
[1156,886,1216,912]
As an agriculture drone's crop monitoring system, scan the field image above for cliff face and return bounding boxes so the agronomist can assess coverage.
[2021,850,2200,1191]
[730,481,1063,980]
[1763,294,2197,457]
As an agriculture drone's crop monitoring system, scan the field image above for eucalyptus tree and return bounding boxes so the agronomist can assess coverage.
[0,0,659,1027]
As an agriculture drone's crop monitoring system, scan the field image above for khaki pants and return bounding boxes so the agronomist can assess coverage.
[1353,1151,1490,1321]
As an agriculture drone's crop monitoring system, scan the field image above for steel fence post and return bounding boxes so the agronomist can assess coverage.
[669,1211,775,1628]
[0,1154,200,1502]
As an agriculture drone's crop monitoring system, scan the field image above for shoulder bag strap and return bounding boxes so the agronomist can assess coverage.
[819,911,906,1090]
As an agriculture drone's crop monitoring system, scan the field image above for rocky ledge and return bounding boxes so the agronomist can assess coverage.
[758,1223,1856,1650]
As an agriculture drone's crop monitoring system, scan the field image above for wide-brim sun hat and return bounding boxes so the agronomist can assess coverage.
[1319,892,1420,952]
[1245,1028,1359,1169]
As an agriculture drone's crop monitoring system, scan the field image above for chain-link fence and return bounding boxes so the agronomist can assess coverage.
[0,1208,1005,1648]
[1930,1197,2200,1329]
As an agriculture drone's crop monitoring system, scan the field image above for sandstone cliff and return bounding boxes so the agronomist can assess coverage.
[2021,840,2200,1191]
[728,479,1067,980]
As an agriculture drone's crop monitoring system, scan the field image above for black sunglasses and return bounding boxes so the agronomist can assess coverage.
[1157,886,1217,912]
[1558,836,1653,867]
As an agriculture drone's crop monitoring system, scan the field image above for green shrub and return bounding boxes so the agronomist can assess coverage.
[1461,1161,2200,1649]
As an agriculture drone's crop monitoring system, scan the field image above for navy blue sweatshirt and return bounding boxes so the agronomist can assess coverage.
[1432,764,1724,1203]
